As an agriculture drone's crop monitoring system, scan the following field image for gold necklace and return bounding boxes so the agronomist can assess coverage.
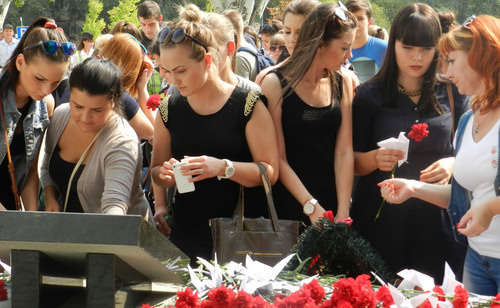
[397,84,422,97]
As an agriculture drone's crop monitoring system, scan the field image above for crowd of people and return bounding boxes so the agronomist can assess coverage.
[0,0,499,296]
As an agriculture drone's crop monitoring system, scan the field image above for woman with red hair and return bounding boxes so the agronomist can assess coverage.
[380,15,500,295]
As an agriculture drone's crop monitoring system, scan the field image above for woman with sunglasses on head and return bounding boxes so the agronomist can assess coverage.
[260,2,357,228]
[151,5,278,264]
[351,4,470,283]
[153,8,261,237]
[39,58,153,222]
[255,0,320,85]
[0,17,74,211]
[380,15,500,295]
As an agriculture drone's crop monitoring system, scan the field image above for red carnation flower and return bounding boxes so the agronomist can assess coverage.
[0,280,7,301]
[452,285,469,308]
[433,286,446,302]
[376,286,394,308]
[302,279,325,304]
[490,293,500,307]
[323,211,334,222]
[408,123,429,142]
[175,287,200,308]
[206,285,236,307]
[418,299,433,308]
[146,94,162,111]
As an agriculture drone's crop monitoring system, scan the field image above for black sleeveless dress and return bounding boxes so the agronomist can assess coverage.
[159,86,266,263]
[271,70,343,227]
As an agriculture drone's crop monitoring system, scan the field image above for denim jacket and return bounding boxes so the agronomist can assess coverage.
[448,109,500,245]
[0,89,49,189]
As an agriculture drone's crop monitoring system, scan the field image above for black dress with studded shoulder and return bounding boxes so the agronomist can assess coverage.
[271,70,343,227]
[160,86,266,263]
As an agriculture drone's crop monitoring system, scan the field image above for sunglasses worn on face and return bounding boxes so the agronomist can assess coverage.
[461,15,476,29]
[270,45,286,52]
[159,27,208,52]
[23,40,76,56]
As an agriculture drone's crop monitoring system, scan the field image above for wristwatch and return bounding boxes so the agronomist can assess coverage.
[303,198,318,216]
[217,159,235,180]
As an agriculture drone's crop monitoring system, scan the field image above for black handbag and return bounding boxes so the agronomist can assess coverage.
[210,162,300,266]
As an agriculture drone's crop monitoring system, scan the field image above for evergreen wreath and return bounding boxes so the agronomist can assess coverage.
[286,216,395,283]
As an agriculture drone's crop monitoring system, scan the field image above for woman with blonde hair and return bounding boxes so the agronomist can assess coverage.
[151,5,278,264]
[260,2,357,227]
[381,15,500,295]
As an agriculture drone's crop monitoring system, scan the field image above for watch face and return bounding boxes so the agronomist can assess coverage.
[226,166,235,178]
[303,202,315,215]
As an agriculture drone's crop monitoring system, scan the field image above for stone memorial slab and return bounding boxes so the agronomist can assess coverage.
[0,211,187,307]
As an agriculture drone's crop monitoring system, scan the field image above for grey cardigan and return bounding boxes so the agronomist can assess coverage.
[39,103,153,223]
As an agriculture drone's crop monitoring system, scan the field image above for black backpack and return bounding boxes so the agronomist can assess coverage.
[238,46,272,73]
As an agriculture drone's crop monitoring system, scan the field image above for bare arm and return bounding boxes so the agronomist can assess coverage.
[21,158,40,211]
[151,111,176,189]
[333,73,355,220]
[128,108,154,141]
[136,62,155,125]
[380,179,451,209]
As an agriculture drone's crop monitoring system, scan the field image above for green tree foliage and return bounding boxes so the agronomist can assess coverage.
[107,0,139,31]
[372,0,500,27]
[82,0,106,38]
[370,2,390,31]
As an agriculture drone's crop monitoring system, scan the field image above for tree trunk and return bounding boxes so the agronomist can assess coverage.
[0,0,12,29]
[212,0,270,29]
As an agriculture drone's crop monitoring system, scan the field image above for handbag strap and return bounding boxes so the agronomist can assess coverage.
[236,162,281,232]
[446,83,456,139]
[0,97,23,210]
[62,120,108,212]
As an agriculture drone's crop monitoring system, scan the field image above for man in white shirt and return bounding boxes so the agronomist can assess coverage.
[0,24,19,68]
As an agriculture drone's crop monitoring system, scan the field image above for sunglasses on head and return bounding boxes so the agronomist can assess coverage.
[461,15,476,29]
[23,40,76,56]
[270,45,286,52]
[124,33,148,56]
[334,1,348,22]
[158,27,208,52]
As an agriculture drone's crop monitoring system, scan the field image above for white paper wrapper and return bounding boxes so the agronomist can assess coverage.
[377,132,409,167]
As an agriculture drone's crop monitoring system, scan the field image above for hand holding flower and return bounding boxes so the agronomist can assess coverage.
[375,148,405,172]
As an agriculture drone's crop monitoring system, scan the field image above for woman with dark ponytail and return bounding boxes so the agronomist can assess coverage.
[0,17,74,210]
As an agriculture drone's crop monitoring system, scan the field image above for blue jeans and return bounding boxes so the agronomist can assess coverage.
[463,247,500,296]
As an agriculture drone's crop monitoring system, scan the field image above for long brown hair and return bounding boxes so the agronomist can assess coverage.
[279,2,357,95]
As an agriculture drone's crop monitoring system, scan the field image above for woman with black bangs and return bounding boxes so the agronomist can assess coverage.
[351,3,469,283]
